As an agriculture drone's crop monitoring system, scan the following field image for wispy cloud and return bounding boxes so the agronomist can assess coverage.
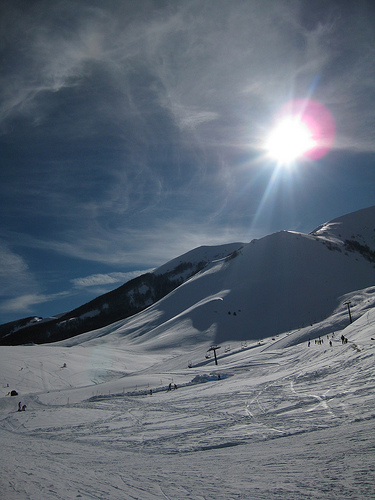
[0,243,74,318]
[0,1,112,126]
[0,244,37,298]
[71,270,154,289]
[1,1,374,149]
[3,216,253,268]
[0,291,70,315]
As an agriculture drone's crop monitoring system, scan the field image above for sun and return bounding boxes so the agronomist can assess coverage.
[264,99,336,166]
[265,115,316,166]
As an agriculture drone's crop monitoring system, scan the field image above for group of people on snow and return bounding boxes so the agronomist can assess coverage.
[308,332,346,348]
[149,382,179,395]
[18,401,26,411]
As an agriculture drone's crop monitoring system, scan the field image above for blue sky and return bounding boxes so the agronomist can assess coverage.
[1,0,375,324]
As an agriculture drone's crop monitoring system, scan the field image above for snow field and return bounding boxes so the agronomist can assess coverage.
[1,306,374,499]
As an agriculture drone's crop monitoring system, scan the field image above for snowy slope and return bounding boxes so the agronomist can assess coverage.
[0,304,374,499]
[311,205,375,247]
[0,243,243,345]
[153,242,243,276]
[53,206,375,350]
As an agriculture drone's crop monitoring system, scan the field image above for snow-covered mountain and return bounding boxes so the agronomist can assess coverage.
[1,206,374,346]
[0,207,374,499]
[0,243,242,345]
[48,206,375,349]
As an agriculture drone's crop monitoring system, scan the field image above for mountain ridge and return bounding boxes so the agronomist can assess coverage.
[1,206,374,346]
[0,243,243,345]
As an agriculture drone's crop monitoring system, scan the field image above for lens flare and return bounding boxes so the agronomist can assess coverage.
[265,99,336,164]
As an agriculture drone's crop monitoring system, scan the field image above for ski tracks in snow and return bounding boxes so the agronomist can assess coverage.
[290,381,335,416]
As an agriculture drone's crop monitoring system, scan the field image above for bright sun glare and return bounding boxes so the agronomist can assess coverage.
[264,99,336,166]
[265,116,316,165]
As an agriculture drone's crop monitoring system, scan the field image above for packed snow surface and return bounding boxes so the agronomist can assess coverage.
[1,292,374,499]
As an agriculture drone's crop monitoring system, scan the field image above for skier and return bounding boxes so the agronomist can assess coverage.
[22,404,26,411]
[18,401,22,412]
[168,383,172,391]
